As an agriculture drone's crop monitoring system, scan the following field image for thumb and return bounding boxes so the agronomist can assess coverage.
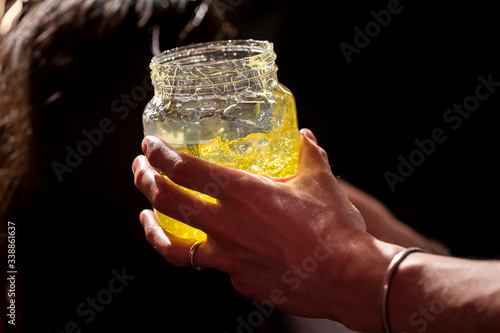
[297,128,330,174]
[300,128,318,144]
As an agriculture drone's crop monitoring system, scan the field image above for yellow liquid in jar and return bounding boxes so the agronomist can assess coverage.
[155,85,299,240]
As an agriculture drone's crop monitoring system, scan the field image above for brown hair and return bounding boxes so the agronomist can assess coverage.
[0,0,231,216]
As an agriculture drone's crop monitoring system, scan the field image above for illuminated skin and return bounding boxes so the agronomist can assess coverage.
[153,117,299,241]
[132,128,500,333]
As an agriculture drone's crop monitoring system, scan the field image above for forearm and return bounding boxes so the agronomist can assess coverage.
[326,237,500,333]
[338,179,449,255]
[389,252,500,332]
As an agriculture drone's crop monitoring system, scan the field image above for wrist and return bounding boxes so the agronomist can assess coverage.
[381,247,428,333]
[328,235,404,332]
[321,233,500,333]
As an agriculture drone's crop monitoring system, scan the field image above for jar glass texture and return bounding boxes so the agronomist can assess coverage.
[143,39,299,241]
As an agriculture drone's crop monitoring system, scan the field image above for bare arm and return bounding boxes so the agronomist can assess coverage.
[339,179,450,255]
[317,237,500,333]
[388,252,500,332]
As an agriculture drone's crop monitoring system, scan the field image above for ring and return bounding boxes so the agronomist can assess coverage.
[188,240,204,271]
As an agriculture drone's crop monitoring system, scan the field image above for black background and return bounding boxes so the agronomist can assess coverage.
[228,0,500,259]
[6,0,499,332]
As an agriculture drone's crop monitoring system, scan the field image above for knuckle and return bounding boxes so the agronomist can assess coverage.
[133,165,149,189]
[150,182,174,214]
[146,144,165,167]
[168,156,190,184]
[144,230,184,267]
[316,146,329,162]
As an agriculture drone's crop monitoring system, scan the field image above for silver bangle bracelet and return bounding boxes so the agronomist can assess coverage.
[380,247,427,333]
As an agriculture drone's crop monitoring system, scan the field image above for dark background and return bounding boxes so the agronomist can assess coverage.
[5,0,499,332]
[228,0,499,259]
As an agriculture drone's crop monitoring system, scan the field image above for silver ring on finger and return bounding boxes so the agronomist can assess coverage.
[188,240,204,271]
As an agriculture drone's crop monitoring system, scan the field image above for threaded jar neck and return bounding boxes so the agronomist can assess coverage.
[149,39,277,93]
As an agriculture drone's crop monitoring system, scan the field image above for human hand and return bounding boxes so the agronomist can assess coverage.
[132,129,500,333]
[132,128,401,330]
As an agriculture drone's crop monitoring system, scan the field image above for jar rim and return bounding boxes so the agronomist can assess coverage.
[149,39,278,89]
[151,39,275,69]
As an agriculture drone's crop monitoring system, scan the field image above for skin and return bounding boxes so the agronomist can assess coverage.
[132,128,500,332]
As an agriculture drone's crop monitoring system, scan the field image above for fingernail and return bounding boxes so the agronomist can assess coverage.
[132,156,140,173]
[142,136,161,154]
[300,128,317,143]
[141,137,151,154]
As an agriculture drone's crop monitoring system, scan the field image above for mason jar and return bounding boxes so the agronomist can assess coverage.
[143,39,299,241]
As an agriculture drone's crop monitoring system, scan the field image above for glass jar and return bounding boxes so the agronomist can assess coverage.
[143,39,299,241]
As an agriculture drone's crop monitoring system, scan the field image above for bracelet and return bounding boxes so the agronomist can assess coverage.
[380,247,427,333]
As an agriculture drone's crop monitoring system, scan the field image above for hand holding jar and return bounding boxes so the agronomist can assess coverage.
[133,128,380,323]
[133,128,500,333]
